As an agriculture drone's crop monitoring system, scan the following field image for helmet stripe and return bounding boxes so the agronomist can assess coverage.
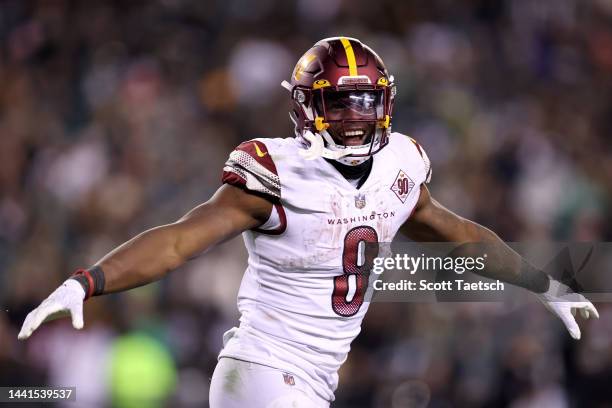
[339,37,358,76]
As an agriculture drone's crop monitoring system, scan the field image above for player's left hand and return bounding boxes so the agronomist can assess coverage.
[536,278,599,340]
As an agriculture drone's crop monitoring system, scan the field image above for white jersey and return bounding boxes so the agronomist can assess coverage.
[218,132,431,403]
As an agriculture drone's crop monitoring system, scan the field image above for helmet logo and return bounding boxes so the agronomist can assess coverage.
[294,53,316,80]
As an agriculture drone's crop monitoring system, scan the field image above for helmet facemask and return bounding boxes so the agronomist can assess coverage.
[286,82,394,166]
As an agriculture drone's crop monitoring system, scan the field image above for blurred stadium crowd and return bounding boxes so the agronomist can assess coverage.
[1,0,612,407]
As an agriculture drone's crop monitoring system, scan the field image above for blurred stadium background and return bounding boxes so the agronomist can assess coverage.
[1,0,612,407]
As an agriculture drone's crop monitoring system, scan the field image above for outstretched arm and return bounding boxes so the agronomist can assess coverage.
[400,184,546,290]
[99,184,272,293]
[18,184,272,339]
[400,184,598,339]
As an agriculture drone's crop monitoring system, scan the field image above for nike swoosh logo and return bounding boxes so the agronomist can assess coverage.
[253,143,267,158]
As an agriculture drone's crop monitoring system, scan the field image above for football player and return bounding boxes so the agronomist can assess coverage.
[18,37,598,407]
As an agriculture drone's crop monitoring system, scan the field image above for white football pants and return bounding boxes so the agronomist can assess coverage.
[209,357,330,408]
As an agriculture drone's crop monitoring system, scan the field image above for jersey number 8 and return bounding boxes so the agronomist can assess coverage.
[332,226,379,317]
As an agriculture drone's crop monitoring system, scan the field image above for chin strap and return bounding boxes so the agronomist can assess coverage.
[298,130,378,166]
[299,131,352,161]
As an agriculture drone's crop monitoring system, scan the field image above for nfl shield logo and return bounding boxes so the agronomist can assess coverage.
[354,193,366,209]
[283,373,295,386]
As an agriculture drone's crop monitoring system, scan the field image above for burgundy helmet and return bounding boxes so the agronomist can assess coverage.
[282,37,396,165]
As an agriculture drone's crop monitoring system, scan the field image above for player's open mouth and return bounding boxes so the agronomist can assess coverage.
[343,130,364,137]
[337,127,373,146]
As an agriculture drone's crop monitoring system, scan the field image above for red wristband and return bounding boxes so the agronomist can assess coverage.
[72,269,95,300]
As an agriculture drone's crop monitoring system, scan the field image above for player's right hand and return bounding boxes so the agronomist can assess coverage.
[18,279,86,340]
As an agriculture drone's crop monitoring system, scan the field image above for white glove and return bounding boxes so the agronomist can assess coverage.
[18,279,86,340]
[536,278,599,340]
